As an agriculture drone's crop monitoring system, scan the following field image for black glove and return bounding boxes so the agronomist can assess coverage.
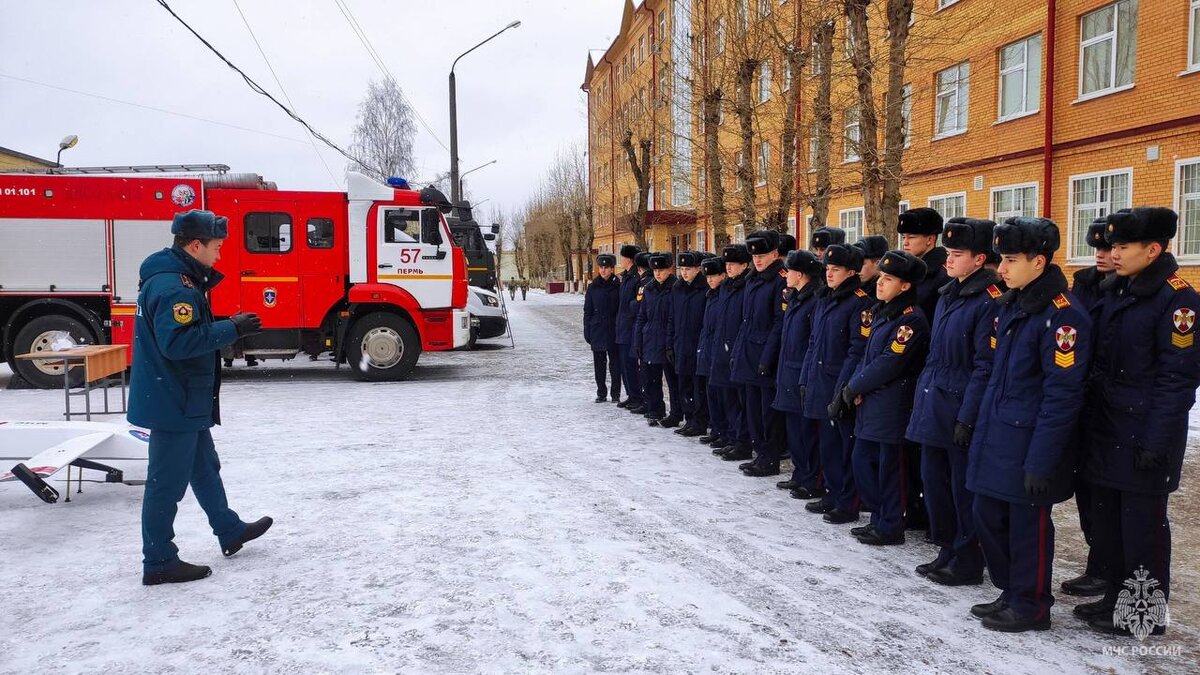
[666,348,675,365]
[1024,472,1050,497]
[840,385,856,408]
[953,422,974,449]
[229,313,263,337]
[827,395,847,420]
[798,385,806,405]
[1134,448,1167,471]
[757,363,771,377]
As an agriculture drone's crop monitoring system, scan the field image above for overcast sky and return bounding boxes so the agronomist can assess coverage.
[0,0,624,218]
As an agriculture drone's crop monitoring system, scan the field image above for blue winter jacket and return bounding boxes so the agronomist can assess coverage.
[915,246,950,322]
[615,269,646,345]
[731,259,788,387]
[708,272,749,387]
[906,268,1003,448]
[1070,266,1110,313]
[771,282,820,413]
[966,266,1091,505]
[667,274,709,376]
[695,284,724,378]
[584,275,621,352]
[127,247,239,432]
[798,277,874,419]
[847,289,931,443]
[634,274,676,365]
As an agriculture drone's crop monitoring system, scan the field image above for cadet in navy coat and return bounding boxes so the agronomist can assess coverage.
[129,210,271,586]
[906,218,1001,583]
[1071,219,1116,313]
[844,251,930,545]
[733,230,789,475]
[584,253,622,402]
[696,256,730,447]
[1078,208,1200,637]
[810,226,846,260]
[615,246,646,410]
[635,253,680,425]
[967,217,1091,633]
[899,207,950,321]
[668,251,711,435]
[772,250,825,498]
[798,244,873,521]
[711,245,753,459]
[853,236,888,299]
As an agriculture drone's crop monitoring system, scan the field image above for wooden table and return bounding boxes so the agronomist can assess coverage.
[16,344,129,421]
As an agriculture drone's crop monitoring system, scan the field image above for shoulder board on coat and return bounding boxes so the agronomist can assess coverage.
[854,288,868,298]
[1051,293,1071,310]
[902,306,914,315]
[179,274,195,289]
[1168,274,1191,291]
[986,284,1002,299]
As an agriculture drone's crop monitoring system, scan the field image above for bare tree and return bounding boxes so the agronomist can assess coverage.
[809,19,836,229]
[347,77,417,183]
[879,0,916,240]
[844,0,883,238]
[620,130,653,249]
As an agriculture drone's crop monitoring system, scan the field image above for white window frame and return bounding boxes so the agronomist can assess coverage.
[783,60,793,92]
[696,229,708,252]
[843,107,861,163]
[808,123,819,172]
[715,17,726,55]
[1077,0,1138,101]
[811,36,824,75]
[736,151,745,191]
[838,207,865,243]
[937,0,961,9]
[934,62,970,139]
[928,192,968,220]
[901,84,913,148]
[1067,167,1133,264]
[734,224,746,243]
[989,182,1040,222]
[758,0,772,19]
[759,61,772,104]
[1190,0,1200,73]
[997,34,1042,122]
[737,0,749,34]
[1174,158,1200,261]
[757,142,770,187]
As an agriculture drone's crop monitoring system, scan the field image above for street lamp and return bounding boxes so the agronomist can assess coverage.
[459,159,497,198]
[449,20,521,205]
[56,134,78,167]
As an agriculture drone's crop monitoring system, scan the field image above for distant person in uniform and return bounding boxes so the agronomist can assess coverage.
[129,209,272,586]
[508,277,517,301]
[520,279,529,300]
[584,254,622,402]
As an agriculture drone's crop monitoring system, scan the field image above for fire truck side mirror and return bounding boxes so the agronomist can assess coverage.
[420,209,443,246]
[483,233,496,242]
[490,223,500,234]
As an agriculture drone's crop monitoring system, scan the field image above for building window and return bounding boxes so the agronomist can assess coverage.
[935,62,970,137]
[901,84,912,147]
[758,0,772,18]
[736,152,745,191]
[737,0,749,34]
[937,0,960,9]
[811,36,824,75]
[757,142,770,187]
[844,19,857,57]
[839,208,864,243]
[998,34,1042,120]
[1190,0,1200,71]
[715,17,726,54]
[1069,169,1132,260]
[659,10,668,45]
[1080,0,1139,98]
[696,229,707,251]
[783,60,794,91]
[928,193,967,220]
[991,183,1039,221]
[843,107,861,162]
[734,224,746,243]
[1178,160,1200,257]
[808,123,819,169]
[759,62,772,103]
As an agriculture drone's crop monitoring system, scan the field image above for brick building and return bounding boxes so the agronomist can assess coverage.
[0,145,56,171]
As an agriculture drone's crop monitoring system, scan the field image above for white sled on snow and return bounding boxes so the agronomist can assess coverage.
[0,420,150,504]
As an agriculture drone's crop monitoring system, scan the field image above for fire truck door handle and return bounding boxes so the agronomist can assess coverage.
[378,263,393,268]
[241,270,257,276]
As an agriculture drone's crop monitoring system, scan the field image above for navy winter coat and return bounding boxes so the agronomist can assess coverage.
[966,266,1091,505]
[1082,254,1200,495]
[1071,266,1110,313]
[798,277,874,419]
[634,274,677,365]
[615,269,647,345]
[584,275,621,352]
[731,259,787,387]
[914,247,950,322]
[708,272,749,387]
[847,289,931,443]
[128,247,239,432]
[771,282,820,413]
[906,268,1003,448]
[695,285,723,378]
[668,274,709,376]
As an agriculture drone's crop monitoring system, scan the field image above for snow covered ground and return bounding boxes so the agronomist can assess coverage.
[1,290,1195,674]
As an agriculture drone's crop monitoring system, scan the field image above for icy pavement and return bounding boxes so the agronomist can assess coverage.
[1,290,1196,674]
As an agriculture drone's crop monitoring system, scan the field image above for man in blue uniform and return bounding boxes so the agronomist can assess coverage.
[898,207,950,322]
[584,253,622,402]
[810,226,846,260]
[696,256,730,448]
[772,250,825,499]
[712,245,753,460]
[799,244,873,523]
[669,251,710,436]
[844,251,930,545]
[907,218,1001,583]
[1070,218,1115,313]
[967,217,1091,632]
[1077,207,1200,637]
[853,236,888,298]
[732,231,788,477]
[614,245,645,411]
[129,210,272,586]
[635,253,680,426]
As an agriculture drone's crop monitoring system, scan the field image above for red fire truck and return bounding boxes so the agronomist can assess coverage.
[0,170,470,388]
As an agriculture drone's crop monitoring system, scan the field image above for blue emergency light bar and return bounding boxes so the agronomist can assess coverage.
[386,177,411,189]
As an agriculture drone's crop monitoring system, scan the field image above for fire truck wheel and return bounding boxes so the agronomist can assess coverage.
[347,312,421,381]
[466,326,479,351]
[12,314,95,389]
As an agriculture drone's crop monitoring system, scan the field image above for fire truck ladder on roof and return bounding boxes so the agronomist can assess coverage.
[4,164,231,175]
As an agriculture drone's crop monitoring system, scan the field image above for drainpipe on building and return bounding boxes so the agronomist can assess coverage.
[1042,0,1057,219]
[605,53,616,252]
[793,0,805,243]
[644,3,657,249]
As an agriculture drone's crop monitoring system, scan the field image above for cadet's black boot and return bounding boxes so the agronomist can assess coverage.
[805,499,835,514]
[616,399,631,409]
[595,395,607,403]
[970,596,1007,619]
[628,405,646,415]
[926,567,983,586]
[720,444,753,461]
[1061,573,1108,597]
[915,551,951,577]
[222,516,273,557]
[658,414,682,429]
[850,524,874,538]
[679,425,705,437]
[822,509,860,525]
[742,463,780,477]
[1072,598,1114,621]
[142,560,212,586]
[981,608,1050,633]
[1087,613,1166,636]
[711,443,730,456]
[777,479,800,490]
[858,529,904,545]
[789,486,826,500]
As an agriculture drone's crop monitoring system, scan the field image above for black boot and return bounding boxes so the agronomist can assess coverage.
[142,560,212,586]
[1061,573,1108,597]
[616,399,632,409]
[788,486,826,500]
[658,414,682,429]
[628,405,646,415]
[1087,613,1166,636]
[915,551,951,577]
[805,500,835,514]
[926,567,983,586]
[742,463,780,477]
[822,509,860,525]
[698,434,721,444]
[982,608,1050,633]
[720,444,753,461]
[595,395,607,403]
[1072,598,1114,621]
[970,596,1007,619]
[222,516,273,557]
[679,425,705,437]
[850,524,874,538]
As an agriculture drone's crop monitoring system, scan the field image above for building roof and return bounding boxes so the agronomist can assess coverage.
[0,145,56,167]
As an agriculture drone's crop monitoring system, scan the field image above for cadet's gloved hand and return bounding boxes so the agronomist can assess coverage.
[840,385,856,408]
[757,363,771,377]
[953,422,974,449]
[666,348,675,365]
[798,385,806,405]
[1023,472,1050,497]
[229,313,263,337]
[1134,448,1167,471]
[827,395,846,420]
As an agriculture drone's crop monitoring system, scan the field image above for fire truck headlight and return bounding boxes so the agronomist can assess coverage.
[476,292,499,307]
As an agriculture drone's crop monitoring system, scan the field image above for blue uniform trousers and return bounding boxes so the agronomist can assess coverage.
[744,384,784,465]
[814,417,858,514]
[642,362,681,419]
[784,414,821,490]
[853,439,905,537]
[617,343,642,405]
[706,381,730,440]
[1074,480,1103,578]
[921,444,984,576]
[973,495,1055,620]
[142,429,244,573]
[715,385,748,444]
[592,349,621,399]
[1088,485,1172,605]
[686,374,709,429]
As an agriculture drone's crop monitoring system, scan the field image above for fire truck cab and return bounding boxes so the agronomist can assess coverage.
[0,171,470,388]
